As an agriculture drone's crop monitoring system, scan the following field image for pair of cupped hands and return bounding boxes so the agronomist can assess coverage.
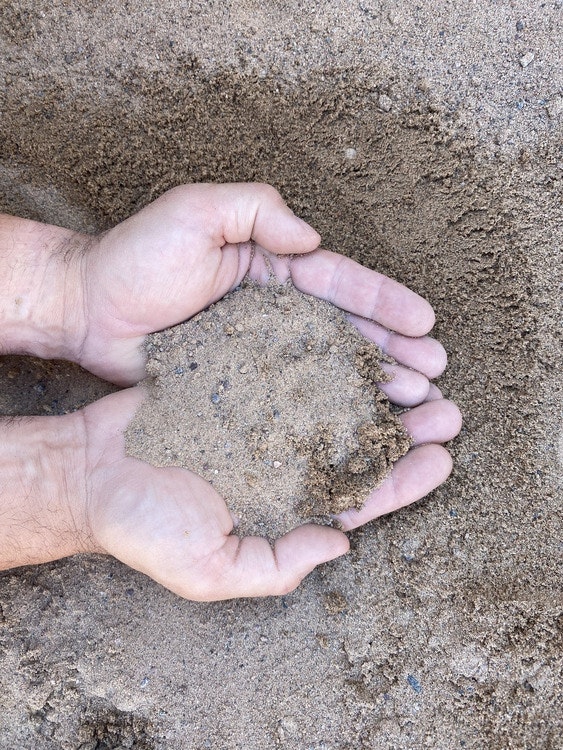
[3,184,461,600]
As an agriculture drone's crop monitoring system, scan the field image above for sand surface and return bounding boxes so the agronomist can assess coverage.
[1,1,562,748]
[126,281,410,538]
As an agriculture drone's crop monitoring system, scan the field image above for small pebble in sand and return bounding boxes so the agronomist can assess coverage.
[519,51,535,68]
[378,93,393,112]
[546,95,563,119]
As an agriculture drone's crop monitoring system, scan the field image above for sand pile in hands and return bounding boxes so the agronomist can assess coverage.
[125,281,412,538]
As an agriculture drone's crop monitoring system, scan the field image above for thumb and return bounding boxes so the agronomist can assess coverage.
[189,524,350,600]
[202,182,321,256]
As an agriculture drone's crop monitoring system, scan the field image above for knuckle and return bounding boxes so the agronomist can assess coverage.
[254,182,282,203]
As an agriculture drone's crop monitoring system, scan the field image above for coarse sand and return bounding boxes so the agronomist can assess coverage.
[125,281,411,538]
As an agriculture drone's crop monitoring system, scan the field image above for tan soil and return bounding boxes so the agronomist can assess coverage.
[125,281,410,538]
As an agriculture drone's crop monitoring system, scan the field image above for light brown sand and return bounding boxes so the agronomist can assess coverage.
[126,281,410,538]
[0,1,561,748]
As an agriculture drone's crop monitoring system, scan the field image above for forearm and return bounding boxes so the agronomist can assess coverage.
[0,412,97,570]
[0,214,87,361]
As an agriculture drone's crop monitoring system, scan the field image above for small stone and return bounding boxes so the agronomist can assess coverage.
[546,95,563,119]
[277,717,298,741]
[211,393,221,404]
[516,20,525,32]
[244,472,258,487]
[450,645,489,682]
[344,147,357,160]
[519,51,535,67]
[378,93,393,112]
[407,674,422,694]
[524,664,552,691]
[273,461,282,468]
[324,590,347,614]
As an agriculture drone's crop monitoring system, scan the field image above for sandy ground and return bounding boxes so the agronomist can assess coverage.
[0,1,562,748]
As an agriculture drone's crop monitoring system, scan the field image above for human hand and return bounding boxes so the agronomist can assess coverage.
[74,185,460,598]
[0,382,458,600]
[0,184,461,599]
[74,183,446,398]
[80,389,348,599]
[78,181,461,539]
[82,386,459,600]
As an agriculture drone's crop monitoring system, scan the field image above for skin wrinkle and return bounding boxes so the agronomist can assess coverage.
[325,253,349,310]
[245,191,262,247]
[66,407,95,556]
[71,250,91,368]
[44,416,88,555]
[271,540,282,577]
[48,249,75,360]
[378,325,393,354]
[367,277,388,327]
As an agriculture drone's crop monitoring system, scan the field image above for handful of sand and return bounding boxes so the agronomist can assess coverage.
[125,282,411,538]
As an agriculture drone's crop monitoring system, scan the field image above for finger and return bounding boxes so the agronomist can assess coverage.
[246,244,293,285]
[203,183,321,255]
[289,249,435,337]
[400,399,462,445]
[378,362,431,407]
[350,314,447,378]
[193,524,349,600]
[337,444,453,530]
[425,383,444,402]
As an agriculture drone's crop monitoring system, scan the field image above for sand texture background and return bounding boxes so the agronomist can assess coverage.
[0,1,562,748]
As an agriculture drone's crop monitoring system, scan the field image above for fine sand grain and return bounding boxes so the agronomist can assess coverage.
[126,281,411,538]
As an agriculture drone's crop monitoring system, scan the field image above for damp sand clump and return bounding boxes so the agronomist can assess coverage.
[126,281,412,538]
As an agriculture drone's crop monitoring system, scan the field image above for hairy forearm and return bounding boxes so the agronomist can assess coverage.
[0,413,97,570]
[0,213,87,361]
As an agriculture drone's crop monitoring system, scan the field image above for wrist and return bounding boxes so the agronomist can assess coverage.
[0,411,100,570]
[0,214,88,362]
